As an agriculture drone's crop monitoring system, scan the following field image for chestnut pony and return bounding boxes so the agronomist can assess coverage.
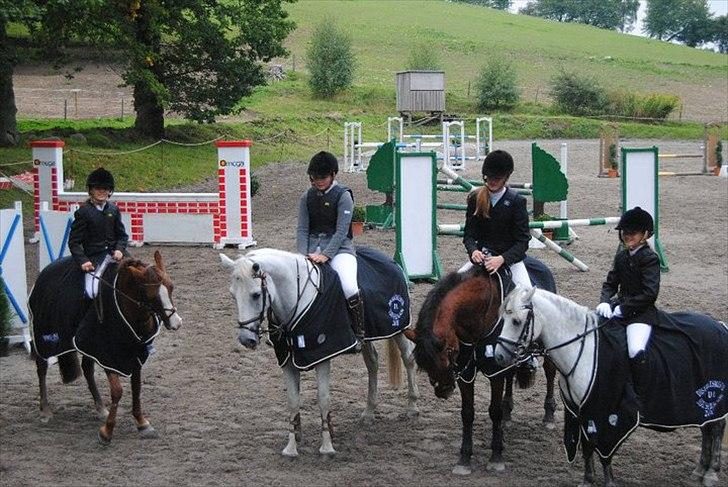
[405,265,557,476]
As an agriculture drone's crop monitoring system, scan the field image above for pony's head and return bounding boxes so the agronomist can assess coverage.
[122,251,182,330]
[220,253,269,349]
[495,286,538,367]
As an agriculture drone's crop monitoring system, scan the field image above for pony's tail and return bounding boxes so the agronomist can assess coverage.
[58,352,81,384]
[387,339,402,389]
[515,362,536,389]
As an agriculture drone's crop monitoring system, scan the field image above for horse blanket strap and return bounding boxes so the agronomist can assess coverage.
[455,255,558,383]
[562,311,728,462]
[271,264,357,371]
[355,246,410,340]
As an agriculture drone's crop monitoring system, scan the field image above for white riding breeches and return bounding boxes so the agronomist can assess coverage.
[84,254,115,299]
[626,322,652,358]
[458,259,532,290]
[330,253,358,298]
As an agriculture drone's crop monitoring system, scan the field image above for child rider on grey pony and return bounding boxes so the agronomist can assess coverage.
[296,151,364,350]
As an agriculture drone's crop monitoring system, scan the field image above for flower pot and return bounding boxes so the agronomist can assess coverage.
[351,221,364,237]
[542,229,555,240]
[713,166,721,176]
[607,168,619,178]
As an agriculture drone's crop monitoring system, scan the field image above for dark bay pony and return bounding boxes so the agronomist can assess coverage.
[29,251,182,444]
[405,263,558,475]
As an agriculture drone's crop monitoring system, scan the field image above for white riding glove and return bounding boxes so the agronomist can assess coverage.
[613,305,623,318]
[596,302,613,318]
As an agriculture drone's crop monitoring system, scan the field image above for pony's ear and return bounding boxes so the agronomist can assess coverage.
[403,328,417,342]
[153,250,165,272]
[524,286,537,303]
[220,253,236,268]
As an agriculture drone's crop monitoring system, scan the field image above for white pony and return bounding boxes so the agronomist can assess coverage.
[495,287,726,487]
[220,248,418,457]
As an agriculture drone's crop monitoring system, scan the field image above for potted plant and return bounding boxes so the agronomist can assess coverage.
[533,213,555,240]
[351,205,366,237]
[607,143,619,178]
[714,140,723,176]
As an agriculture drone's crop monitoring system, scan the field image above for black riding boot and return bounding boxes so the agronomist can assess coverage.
[629,350,648,405]
[346,291,366,353]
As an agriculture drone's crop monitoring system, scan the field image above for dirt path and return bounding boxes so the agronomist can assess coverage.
[1,139,726,486]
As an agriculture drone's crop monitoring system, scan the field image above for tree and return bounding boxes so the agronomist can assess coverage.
[474,57,520,110]
[520,0,639,31]
[712,15,728,53]
[406,42,442,71]
[92,1,294,138]
[452,0,512,9]
[306,19,355,98]
[644,0,712,44]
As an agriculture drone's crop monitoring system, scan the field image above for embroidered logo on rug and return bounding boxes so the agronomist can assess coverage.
[388,294,406,327]
[608,414,618,427]
[695,380,725,418]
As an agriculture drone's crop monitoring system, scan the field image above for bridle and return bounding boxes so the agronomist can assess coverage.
[236,259,320,341]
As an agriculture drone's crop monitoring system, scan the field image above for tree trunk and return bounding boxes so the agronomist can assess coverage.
[133,81,164,139]
[0,21,19,147]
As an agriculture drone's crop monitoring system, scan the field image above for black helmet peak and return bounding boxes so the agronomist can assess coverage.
[86,167,115,191]
[482,150,514,179]
[307,151,338,177]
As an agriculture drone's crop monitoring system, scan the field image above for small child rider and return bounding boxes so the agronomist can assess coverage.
[68,167,129,300]
[596,206,660,393]
[296,151,364,350]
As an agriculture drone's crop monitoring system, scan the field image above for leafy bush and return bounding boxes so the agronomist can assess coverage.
[550,70,606,116]
[406,42,442,70]
[250,174,259,197]
[639,93,680,120]
[0,277,11,340]
[84,133,114,147]
[474,58,520,110]
[306,19,355,98]
[352,205,366,222]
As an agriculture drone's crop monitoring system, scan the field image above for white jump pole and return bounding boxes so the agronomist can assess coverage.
[476,117,492,161]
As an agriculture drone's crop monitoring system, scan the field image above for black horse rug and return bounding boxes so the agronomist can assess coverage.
[271,246,411,371]
[30,256,159,377]
[563,311,728,461]
[456,255,558,382]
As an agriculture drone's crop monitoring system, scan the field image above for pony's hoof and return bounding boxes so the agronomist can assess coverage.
[543,420,556,431]
[406,408,419,419]
[97,431,112,446]
[578,482,595,487]
[318,446,336,456]
[359,410,376,424]
[452,464,471,476]
[138,425,158,439]
[282,446,298,458]
[702,471,719,487]
[39,412,52,424]
[486,461,505,472]
[96,408,109,420]
[691,466,706,480]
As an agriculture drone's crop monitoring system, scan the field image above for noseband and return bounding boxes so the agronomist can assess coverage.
[496,304,536,361]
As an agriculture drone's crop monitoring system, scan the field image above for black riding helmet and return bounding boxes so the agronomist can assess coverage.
[86,167,115,192]
[616,206,653,235]
[307,151,338,178]
[482,150,514,179]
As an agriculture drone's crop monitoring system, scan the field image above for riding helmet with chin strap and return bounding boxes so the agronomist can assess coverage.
[481,150,514,179]
[616,206,653,236]
[307,151,338,178]
[86,167,115,192]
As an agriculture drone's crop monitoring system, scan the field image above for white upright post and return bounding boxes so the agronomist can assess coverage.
[215,140,256,249]
[1,201,31,352]
[31,140,65,242]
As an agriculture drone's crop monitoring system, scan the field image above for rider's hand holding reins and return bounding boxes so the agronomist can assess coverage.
[596,302,613,318]
[112,250,123,261]
[471,249,486,264]
[308,253,329,264]
[81,261,94,272]
[483,255,504,274]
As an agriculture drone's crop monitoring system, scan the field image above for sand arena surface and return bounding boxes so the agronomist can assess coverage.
[1,139,726,486]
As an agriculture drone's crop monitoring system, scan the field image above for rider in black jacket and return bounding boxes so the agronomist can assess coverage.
[68,167,128,299]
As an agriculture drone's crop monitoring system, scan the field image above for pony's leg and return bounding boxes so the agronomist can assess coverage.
[502,371,514,423]
[81,356,108,419]
[360,340,379,420]
[486,376,506,472]
[131,366,157,439]
[453,378,474,475]
[599,456,615,487]
[702,419,725,487]
[394,333,419,418]
[580,440,597,487]
[282,364,301,457]
[542,358,557,430]
[694,423,713,480]
[98,372,123,445]
[35,355,52,422]
[315,361,336,456]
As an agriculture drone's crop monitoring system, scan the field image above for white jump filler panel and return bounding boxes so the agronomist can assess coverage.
[394,152,441,281]
[31,139,255,248]
[1,201,31,351]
